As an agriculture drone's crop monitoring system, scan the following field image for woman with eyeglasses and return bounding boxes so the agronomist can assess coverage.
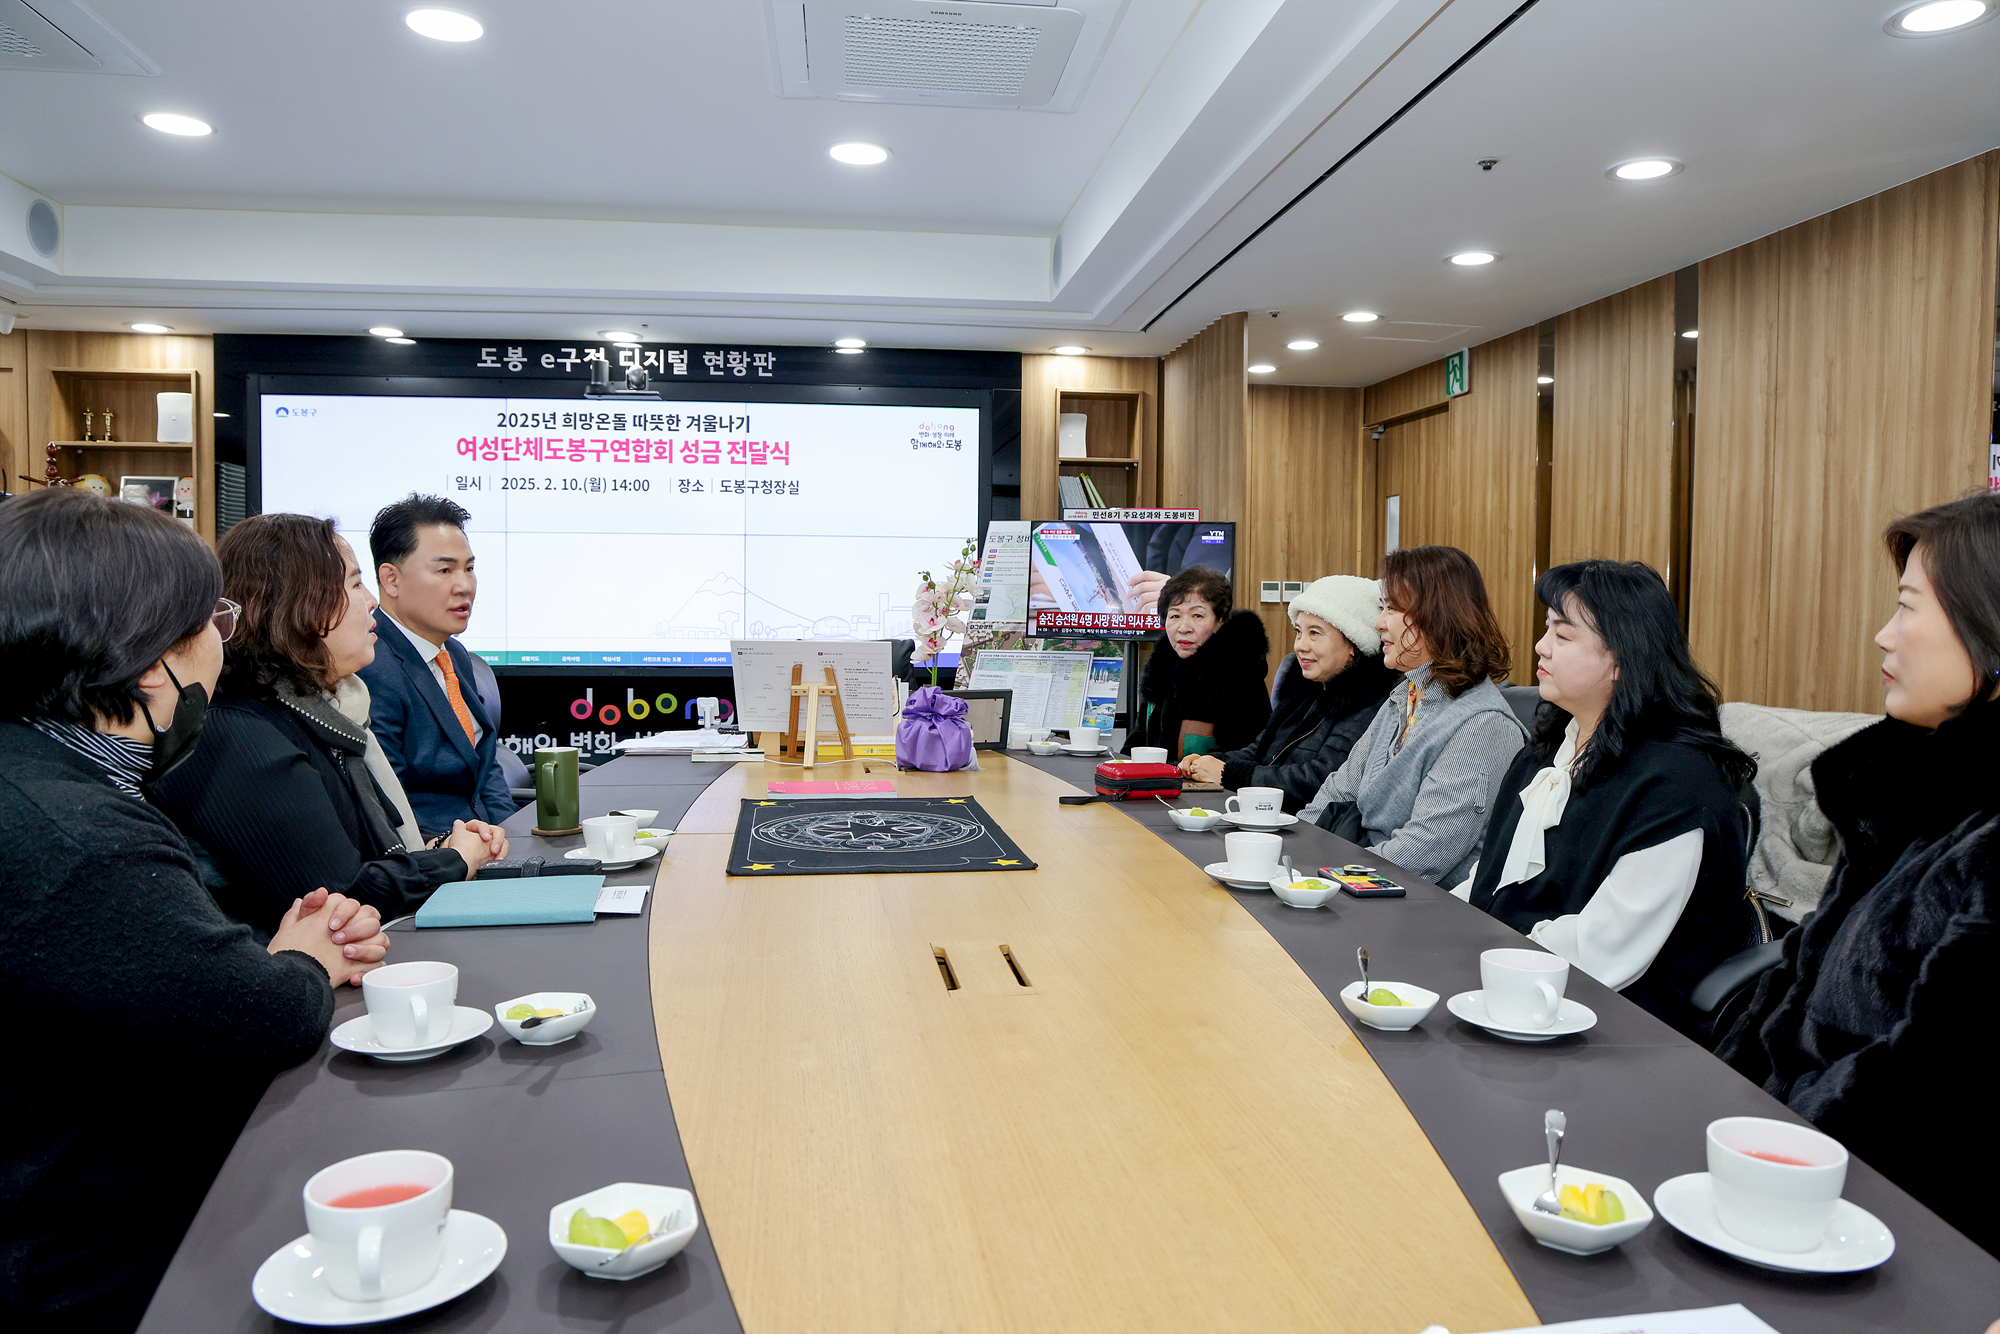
[151,513,508,935]
[0,489,390,1333]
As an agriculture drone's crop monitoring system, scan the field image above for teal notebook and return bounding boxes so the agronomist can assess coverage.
[414,878,604,928]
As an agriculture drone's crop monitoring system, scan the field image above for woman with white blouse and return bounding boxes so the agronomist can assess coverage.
[1454,560,1756,1039]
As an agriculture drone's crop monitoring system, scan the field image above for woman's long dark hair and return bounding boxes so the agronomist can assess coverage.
[1532,560,1753,790]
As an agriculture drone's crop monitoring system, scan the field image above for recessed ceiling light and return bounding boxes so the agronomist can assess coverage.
[384,337,416,345]
[368,326,405,338]
[1608,158,1682,181]
[1448,251,1497,266]
[1050,345,1089,356]
[1247,363,1277,374]
[128,322,172,333]
[1286,340,1319,351]
[829,142,890,166]
[405,8,484,41]
[1682,329,1699,339]
[1537,375,1555,385]
[1886,0,1992,35]
[141,113,211,137]
[1341,311,1380,323]
[834,347,865,355]
[833,337,866,348]
[599,330,640,342]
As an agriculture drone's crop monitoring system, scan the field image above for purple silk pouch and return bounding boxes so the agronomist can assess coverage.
[897,687,973,772]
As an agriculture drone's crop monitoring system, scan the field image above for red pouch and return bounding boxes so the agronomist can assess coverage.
[1092,761,1183,800]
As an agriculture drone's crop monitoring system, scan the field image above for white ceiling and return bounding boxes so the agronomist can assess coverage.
[2,0,1996,385]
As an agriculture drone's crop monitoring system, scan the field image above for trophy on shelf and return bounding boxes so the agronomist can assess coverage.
[82,410,93,442]
[102,410,114,442]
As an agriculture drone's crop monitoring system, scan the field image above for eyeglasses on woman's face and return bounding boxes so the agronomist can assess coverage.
[212,597,240,643]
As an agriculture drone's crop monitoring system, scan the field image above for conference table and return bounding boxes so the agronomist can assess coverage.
[141,749,2000,1332]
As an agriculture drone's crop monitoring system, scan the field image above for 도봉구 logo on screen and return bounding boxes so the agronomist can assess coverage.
[567,687,734,729]
[910,422,964,452]
[274,406,289,417]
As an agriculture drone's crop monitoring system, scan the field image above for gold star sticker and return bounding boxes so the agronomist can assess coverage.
[747,863,776,871]
[945,798,966,804]
[756,801,779,806]
[991,859,1021,866]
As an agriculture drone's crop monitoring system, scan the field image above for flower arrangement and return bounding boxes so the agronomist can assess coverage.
[911,539,979,686]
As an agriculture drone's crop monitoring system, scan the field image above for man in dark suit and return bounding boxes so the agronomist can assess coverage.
[357,494,517,833]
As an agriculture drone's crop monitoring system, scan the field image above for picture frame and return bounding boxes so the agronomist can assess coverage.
[941,688,1013,751]
[118,475,180,512]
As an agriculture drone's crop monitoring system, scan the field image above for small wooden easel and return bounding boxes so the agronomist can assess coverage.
[778,664,855,769]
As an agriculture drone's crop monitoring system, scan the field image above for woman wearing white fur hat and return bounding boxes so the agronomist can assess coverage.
[1180,575,1401,812]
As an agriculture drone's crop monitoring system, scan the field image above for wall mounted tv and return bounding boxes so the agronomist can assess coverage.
[1027,518,1236,640]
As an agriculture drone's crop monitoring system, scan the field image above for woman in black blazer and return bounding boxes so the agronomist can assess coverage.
[152,514,508,933]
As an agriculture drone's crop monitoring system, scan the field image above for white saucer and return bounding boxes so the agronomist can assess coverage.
[1653,1172,1894,1273]
[1445,990,1597,1042]
[1219,811,1299,829]
[1203,861,1278,890]
[1061,745,1110,756]
[252,1209,507,1325]
[567,843,661,871]
[331,1007,494,1062]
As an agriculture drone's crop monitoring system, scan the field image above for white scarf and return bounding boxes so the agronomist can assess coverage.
[331,675,428,851]
[1494,718,1581,891]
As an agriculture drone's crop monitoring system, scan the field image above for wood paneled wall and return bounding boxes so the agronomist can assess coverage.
[1243,384,1364,677]
[1161,313,1247,533]
[1689,150,1999,713]
[0,331,25,493]
[1362,358,1447,425]
[1020,353,1160,522]
[1552,275,1676,572]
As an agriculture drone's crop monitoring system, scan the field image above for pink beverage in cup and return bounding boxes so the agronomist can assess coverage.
[303,1150,453,1300]
[1706,1116,1848,1252]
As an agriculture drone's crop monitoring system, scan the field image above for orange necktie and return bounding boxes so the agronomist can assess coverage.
[434,649,479,747]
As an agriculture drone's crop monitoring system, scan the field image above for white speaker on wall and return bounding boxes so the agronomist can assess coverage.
[157,391,194,443]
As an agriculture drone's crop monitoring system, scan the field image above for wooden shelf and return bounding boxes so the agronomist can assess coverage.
[49,367,199,381]
[1059,455,1141,467]
[49,440,195,451]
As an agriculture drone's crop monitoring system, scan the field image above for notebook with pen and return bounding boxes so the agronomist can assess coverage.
[414,878,604,928]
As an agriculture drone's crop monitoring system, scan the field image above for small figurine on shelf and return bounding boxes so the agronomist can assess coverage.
[75,474,114,497]
[173,476,196,528]
[82,410,93,442]
[101,410,114,442]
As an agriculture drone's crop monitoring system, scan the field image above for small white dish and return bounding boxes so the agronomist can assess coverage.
[1498,1165,1654,1255]
[609,808,659,827]
[566,843,660,871]
[1445,990,1597,1042]
[1026,741,1063,756]
[1270,875,1338,908]
[1168,807,1227,832]
[633,826,675,842]
[1061,744,1110,756]
[1219,811,1299,829]
[252,1209,506,1325]
[330,1007,493,1062]
[1653,1172,1894,1273]
[1203,861,1277,890]
[1338,980,1439,1030]
[549,1182,701,1281]
[494,991,598,1046]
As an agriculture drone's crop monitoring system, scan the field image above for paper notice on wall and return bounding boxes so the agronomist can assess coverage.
[969,521,1031,630]
[966,649,1093,731]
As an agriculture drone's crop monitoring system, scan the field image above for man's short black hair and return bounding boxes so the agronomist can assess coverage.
[0,488,221,726]
[368,493,472,574]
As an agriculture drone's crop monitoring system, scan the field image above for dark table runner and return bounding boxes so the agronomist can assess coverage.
[138,757,744,1334]
[1015,750,2000,1331]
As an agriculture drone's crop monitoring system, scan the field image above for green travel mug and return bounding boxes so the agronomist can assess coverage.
[533,745,581,835]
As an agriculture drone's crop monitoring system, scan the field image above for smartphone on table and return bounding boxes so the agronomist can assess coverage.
[1320,864,1407,898]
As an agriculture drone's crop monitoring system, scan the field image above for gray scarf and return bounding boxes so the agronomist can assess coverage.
[273,676,428,852]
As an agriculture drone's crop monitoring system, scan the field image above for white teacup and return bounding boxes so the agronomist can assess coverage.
[1706,1116,1849,1253]
[1226,786,1286,825]
[1480,947,1568,1030]
[362,960,458,1049]
[1130,746,1169,764]
[1223,831,1282,877]
[1069,726,1101,751]
[582,814,639,860]
[303,1149,453,1301]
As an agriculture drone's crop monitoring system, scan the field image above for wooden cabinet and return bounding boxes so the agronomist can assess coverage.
[1055,387,1146,508]
[1019,354,1158,521]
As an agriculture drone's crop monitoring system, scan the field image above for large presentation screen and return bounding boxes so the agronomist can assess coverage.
[257,389,983,666]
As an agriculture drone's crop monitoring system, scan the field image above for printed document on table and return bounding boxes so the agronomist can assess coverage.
[730,640,896,734]
[996,670,1051,746]
[1465,1304,1780,1334]
[594,884,651,915]
[967,650,1092,730]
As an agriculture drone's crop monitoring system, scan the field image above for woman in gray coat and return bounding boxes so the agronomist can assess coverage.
[1301,546,1526,886]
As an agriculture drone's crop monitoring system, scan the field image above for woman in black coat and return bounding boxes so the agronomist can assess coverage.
[1182,575,1399,811]
[152,514,507,934]
[1124,567,1270,759]
[0,490,387,1334]
[1718,495,2000,1257]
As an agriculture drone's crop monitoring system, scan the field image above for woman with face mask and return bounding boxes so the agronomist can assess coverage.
[1180,575,1401,811]
[0,490,390,1334]
[1124,566,1271,760]
[1455,561,1757,1038]
[1299,546,1526,886]
[1718,494,2000,1259]
[151,514,507,934]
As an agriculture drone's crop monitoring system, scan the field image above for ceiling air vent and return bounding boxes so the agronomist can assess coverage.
[0,0,158,74]
[767,0,1123,112]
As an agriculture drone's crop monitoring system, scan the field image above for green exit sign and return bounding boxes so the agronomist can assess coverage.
[1444,347,1470,398]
